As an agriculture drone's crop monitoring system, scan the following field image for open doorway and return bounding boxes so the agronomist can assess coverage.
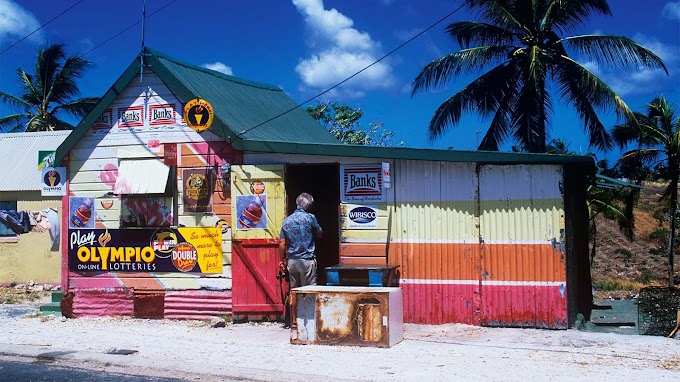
[285,163,340,285]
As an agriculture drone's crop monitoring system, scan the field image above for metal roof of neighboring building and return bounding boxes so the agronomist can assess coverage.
[0,131,70,191]
[56,48,595,170]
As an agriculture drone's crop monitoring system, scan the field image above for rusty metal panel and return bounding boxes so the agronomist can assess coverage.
[392,160,479,324]
[478,165,567,329]
[291,286,403,348]
[163,290,232,320]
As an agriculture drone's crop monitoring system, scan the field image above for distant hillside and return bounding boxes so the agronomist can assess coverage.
[591,182,678,297]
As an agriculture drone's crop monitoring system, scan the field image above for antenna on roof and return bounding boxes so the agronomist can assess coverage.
[140,0,146,82]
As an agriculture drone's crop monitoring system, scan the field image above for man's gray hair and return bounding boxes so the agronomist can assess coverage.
[296,193,314,211]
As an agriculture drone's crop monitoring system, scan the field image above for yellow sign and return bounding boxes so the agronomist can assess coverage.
[183,98,214,132]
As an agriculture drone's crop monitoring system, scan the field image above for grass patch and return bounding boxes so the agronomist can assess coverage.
[593,278,646,292]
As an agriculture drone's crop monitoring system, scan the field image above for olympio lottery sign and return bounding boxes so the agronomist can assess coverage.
[68,227,222,273]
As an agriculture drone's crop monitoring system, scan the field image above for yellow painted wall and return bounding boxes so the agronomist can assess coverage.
[0,192,61,285]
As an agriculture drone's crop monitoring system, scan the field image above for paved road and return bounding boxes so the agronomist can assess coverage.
[0,359,187,381]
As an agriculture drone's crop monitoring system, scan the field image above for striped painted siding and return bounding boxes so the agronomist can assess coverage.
[479,165,566,328]
[393,161,479,324]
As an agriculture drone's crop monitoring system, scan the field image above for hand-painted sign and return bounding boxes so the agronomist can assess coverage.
[67,227,223,273]
[183,98,214,132]
[118,106,144,128]
[340,164,384,202]
[149,103,176,125]
[345,204,378,229]
[41,167,67,196]
[182,168,213,213]
[92,109,113,129]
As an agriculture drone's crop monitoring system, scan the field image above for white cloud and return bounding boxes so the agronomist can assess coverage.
[662,2,680,20]
[0,0,42,42]
[292,0,394,97]
[579,60,671,97]
[202,62,233,76]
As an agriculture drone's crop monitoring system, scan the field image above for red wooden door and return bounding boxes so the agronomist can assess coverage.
[231,239,286,318]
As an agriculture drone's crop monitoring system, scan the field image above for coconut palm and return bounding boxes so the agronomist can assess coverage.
[612,96,680,287]
[412,0,667,153]
[0,43,99,132]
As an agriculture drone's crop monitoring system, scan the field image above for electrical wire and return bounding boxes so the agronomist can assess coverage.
[231,3,466,142]
[0,0,86,56]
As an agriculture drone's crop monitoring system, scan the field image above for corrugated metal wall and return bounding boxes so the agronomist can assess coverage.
[479,165,566,329]
[392,161,568,328]
[393,160,479,325]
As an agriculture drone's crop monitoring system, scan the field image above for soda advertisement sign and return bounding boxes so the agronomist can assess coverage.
[340,164,384,202]
[235,194,267,230]
[344,204,378,229]
[68,227,223,273]
[41,167,66,196]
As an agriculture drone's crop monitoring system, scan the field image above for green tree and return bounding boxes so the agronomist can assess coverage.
[411,0,667,153]
[0,43,99,132]
[306,102,399,146]
[612,96,680,287]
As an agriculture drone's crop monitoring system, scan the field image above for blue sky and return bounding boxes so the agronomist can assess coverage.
[0,0,679,163]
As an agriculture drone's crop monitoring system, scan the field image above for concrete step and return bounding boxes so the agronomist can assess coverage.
[51,291,64,303]
[39,302,61,316]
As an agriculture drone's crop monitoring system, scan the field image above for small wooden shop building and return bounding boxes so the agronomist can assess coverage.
[56,48,594,328]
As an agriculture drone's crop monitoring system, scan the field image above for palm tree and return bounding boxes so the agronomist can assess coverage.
[0,43,99,132]
[612,96,680,287]
[412,0,667,153]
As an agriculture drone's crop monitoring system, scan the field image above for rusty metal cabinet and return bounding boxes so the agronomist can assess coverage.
[290,286,403,348]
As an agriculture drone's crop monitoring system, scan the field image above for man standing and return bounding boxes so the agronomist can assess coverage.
[279,192,323,287]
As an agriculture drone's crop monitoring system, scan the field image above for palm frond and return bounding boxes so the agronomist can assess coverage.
[541,0,611,32]
[412,46,513,95]
[0,114,26,133]
[560,35,668,74]
[0,91,30,111]
[53,97,100,118]
[463,1,525,34]
[426,61,519,141]
[446,21,517,48]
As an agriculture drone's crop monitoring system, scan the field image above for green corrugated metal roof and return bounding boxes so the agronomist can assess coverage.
[56,48,595,170]
[145,48,339,148]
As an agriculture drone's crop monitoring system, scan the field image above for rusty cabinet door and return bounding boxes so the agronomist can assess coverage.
[230,165,287,318]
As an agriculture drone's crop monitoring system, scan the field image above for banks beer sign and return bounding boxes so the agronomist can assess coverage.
[340,164,385,202]
[68,227,222,273]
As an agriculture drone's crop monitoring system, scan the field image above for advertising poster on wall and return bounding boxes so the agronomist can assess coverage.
[340,164,385,202]
[235,194,268,230]
[69,196,95,229]
[41,167,67,196]
[344,204,379,229]
[182,168,213,213]
[38,150,55,170]
[67,227,222,273]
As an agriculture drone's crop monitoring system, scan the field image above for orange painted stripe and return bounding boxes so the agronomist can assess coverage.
[390,242,479,280]
[481,243,565,282]
[339,243,387,257]
[211,203,231,216]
